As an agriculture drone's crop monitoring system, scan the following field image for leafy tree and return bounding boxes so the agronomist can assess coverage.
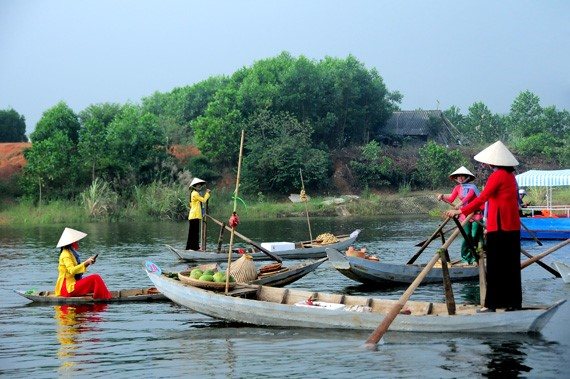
[31,102,80,143]
[507,90,543,139]
[0,108,28,142]
[21,131,78,202]
[78,103,122,181]
[458,102,505,144]
[241,110,331,194]
[415,141,465,189]
[105,105,170,189]
[350,141,398,188]
[193,52,400,165]
[443,106,464,131]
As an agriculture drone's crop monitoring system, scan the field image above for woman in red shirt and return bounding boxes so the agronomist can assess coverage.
[437,166,482,264]
[445,141,521,312]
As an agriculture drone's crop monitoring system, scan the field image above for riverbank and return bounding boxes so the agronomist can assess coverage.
[2,188,569,225]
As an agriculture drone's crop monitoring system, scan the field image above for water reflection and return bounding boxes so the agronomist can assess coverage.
[55,304,107,374]
[482,340,532,378]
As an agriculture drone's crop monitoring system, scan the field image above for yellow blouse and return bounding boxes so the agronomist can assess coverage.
[54,248,87,296]
[188,190,210,220]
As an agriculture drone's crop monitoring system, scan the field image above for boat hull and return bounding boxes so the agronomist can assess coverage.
[520,217,570,240]
[14,287,167,304]
[168,230,361,262]
[326,248,479,285]
[146,264,565,334]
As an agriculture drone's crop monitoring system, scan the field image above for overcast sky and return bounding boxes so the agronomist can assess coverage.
[1,0,569,135]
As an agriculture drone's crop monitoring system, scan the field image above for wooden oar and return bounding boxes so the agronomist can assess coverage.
[365,214,473,349]
[520,248,561,278]
[520,220,543,246]
[206,214,282,263]
[414,225,457,247]
[407,217,452,264]
[520,239,570,270]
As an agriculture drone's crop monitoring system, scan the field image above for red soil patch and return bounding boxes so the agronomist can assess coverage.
[0,143,30,181]
[168,145,201,165]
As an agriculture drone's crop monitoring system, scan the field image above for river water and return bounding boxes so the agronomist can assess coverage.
[1,216,569,378]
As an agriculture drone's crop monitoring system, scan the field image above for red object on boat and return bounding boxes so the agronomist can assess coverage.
[229,212,240,228]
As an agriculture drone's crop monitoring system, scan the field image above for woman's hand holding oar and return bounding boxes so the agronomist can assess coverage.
[365,214,473,349]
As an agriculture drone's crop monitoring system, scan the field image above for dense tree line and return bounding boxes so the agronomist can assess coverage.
[4,52,568,204]
[0,108,28,142]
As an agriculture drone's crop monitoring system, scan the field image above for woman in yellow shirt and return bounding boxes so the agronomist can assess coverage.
[54,227,111,299]
[186,178,211,250]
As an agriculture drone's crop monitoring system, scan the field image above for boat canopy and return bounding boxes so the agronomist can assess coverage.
[516,169,570,187]
[516,169,570,211]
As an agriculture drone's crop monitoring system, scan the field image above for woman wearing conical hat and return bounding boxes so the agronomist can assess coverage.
[186,177,211,251]
[445,141,522,312]
[437,166,482,265]
[54,228,111,299]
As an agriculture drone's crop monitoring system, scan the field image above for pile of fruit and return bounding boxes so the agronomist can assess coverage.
[315,233,339,244]
[188,268,235,283]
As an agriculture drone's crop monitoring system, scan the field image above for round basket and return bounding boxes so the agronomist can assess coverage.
[229,254,258,283]
[177,272,235,291]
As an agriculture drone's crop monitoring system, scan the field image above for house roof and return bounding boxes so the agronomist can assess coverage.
[383,110,463,145]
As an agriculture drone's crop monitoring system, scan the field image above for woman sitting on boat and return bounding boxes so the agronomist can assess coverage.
[437,166,482,264]
[54,227,111,299]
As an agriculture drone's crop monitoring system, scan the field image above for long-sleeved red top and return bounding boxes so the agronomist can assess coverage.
[461,168,520,232]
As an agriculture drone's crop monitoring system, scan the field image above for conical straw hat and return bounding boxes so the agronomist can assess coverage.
[449,166,475,182]
[56,227,87,248]
[474,141,519,166]
[229,254,257,283]
[189,177,206,188]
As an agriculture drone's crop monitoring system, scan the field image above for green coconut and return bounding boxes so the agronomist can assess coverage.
[190,269,203,279]
[198,274,215,282]
[212,272,225,283]
[203,269,216,276]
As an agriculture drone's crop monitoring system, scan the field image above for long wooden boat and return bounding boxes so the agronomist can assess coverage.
[553,261,570,284]
[145,262,565,333]
[178,257,328,288]
[167,229,361,263]
[14,287,167,304]
[326,248,479,286]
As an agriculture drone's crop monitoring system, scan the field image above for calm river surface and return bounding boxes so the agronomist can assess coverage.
[1,216,569,378]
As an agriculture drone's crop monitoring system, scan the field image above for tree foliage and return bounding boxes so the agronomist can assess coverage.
[31,102,80,143]
[350,141,398,188]
[415,141,466,189]
[0,108,28,142]
[241,110,331,194]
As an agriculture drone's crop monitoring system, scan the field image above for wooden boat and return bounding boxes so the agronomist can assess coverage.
[520,217,570,240]
[167,229,361,263]
[145,262,565,333]
[516,169,570,240]
[553,261,570,284]
[177,257,328,288]
[14,287,167,304]
[326,248,479,286]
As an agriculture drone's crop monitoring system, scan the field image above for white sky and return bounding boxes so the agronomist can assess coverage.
[1,0,569,135]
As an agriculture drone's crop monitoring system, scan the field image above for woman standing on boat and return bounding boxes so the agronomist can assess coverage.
[186,177,211,251]
[55,227,111,299]
[445,141,521,312]
[437,166,482,265]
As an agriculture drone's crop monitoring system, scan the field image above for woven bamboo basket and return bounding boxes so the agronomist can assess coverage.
[177,272,235,291]
[229,254,258,283]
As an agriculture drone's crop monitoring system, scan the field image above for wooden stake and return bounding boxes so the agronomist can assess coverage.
[299,169,313,243]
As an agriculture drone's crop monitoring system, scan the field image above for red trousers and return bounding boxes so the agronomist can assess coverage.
[61,274,112,299]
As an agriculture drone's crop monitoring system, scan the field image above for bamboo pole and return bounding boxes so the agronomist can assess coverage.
[520,239,570,270]
[520,248,560,277]
[225,130,245,295]
[365,214,473,349]
[477,240,487,307]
